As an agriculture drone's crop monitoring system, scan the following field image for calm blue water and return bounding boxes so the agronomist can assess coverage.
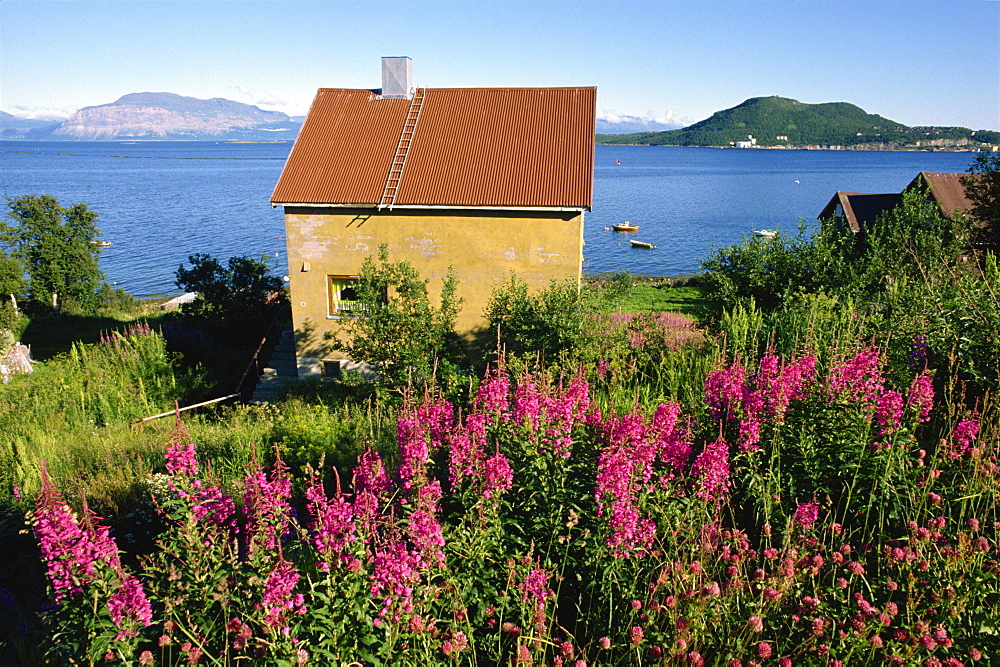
[590,146,977,276]
[0,141,978,295]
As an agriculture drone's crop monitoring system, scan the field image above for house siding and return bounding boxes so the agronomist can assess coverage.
[283,207,584,376]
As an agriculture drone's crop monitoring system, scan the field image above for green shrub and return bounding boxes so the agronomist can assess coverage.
[329,246,466,392]
[485,274,588,362]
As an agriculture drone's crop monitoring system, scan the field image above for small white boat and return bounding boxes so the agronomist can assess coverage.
[752,229,777,239]
[630,240,655,249]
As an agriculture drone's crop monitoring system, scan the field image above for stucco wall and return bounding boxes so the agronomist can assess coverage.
[282,206,584,377]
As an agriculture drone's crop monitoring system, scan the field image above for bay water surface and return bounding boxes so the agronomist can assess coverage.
[0,141,977,296]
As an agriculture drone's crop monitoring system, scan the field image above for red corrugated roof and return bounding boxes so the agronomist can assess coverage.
[907,172,976,219]
[271,87,595,210]
[818,192,903,232]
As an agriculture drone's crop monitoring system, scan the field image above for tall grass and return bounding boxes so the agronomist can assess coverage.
[0,324,204,498]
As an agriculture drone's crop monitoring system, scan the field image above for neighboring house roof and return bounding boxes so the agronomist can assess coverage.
[271,86,596,211]
[818,192,903,232]
[906,172,976,219]
[819,172,978,231]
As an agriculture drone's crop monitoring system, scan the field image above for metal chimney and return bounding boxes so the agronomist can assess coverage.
[381,56,412,99]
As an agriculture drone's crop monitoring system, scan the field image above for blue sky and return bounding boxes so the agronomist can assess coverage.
[2,0,998,130]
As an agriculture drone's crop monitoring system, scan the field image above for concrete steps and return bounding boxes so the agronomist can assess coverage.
[249,328,298,403]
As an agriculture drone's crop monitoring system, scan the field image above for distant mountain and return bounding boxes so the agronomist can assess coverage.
[8,93,302,141]
[598,96,1000,149]
[0,110,62,139]
[596,114,685,134]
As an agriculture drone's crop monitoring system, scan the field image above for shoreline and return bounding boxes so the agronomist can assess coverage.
[595,142,991,153]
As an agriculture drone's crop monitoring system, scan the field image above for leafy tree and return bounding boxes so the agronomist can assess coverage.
[858,187,974,287]
[1,194,103,313]
[963,151,1000,254]
[328,246,465,391]
[0,249,26,336]
[174,253,285,324]
[0,249,25,314]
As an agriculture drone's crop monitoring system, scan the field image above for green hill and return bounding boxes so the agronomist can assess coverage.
[597,96,999,148]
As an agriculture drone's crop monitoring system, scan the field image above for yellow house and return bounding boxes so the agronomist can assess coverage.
[271,57,596,377]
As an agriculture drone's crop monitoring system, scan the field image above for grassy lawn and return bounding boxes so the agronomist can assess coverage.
[585,274,721,320]
[619,283,719,317]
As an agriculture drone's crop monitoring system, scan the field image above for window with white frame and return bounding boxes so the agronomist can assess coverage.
[328,275,360,316]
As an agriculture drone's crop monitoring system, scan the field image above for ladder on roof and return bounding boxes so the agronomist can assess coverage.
[378,88,425,210]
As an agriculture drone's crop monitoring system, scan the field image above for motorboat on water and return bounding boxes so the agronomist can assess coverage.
[613,222,639,232]
[752,229,777,239]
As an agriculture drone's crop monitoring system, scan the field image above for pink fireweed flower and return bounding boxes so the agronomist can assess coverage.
[260,557,305,633]
[603,415,653,481]
[418,392,455,443]
[305,475,356,564]
[691,437,730,501]
[794,499,820,528]
[945,415,980,459]
[596,414,658,556]
[649,401,692,472]
[448,413,487,490]
[31,468,122,601]
[370,538,425,623]
[737,404,763,452]
[482,450,514,499]
[397,393,454,490]
[907,372,934,423]
[875,390,904,437]
[474,367,511,418]
[519,562,555,610]
[704,362,746,421]
[189,484,237,528]
[33,468,152,639]
[826,347,884,408]
[542,374,593,458]
[107,574,153,640]
[506,370,593,458]
[163,418,235,527]
[406,480,446,568]
[511,374,544,429]
[758,352,818,424]
[243,456,294,556]
[397,412,430,490]
[756,352,780,391]
[165,436,199,479]
[353,448,390,534]
[355,448,392,498]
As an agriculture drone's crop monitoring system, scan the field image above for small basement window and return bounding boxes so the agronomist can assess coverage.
[328,276,360,316]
